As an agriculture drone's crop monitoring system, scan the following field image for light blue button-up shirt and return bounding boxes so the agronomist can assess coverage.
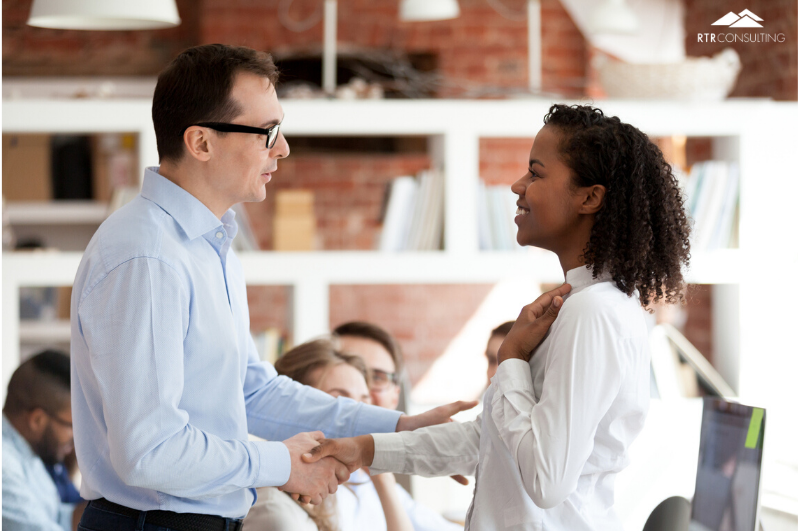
[2,415,74,531]
[70,167,401,518]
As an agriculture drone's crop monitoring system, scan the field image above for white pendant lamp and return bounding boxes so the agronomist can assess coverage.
[587,0,638,35]
[400,0,460,21]
[27,0,181,30]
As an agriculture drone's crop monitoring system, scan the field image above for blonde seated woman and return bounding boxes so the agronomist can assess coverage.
[244,339,461,531]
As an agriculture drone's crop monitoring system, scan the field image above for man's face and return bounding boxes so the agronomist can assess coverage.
[31,406,74,467]
[337,336,401,410]
[206,72,290,209]
[486,334,504,384]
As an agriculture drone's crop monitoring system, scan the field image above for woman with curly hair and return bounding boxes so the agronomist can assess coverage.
[305,103,691,530]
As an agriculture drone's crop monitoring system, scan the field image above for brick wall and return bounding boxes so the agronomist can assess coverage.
[330,284,494,385]
[243,151,431,250]
[2,0,199,76]
[201,0,587,98]
[247,283,495,386]
[480,137,536,185]
[684,0,797,100]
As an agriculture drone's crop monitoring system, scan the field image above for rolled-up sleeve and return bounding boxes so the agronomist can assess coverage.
[490,307,623,509]
[78,257,289,496]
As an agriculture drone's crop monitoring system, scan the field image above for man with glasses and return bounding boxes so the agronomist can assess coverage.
[3,350,87,531]
[70,44,473,531]
[333,321,404,410]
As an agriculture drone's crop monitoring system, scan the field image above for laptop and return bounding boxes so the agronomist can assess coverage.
[689,397,766,531]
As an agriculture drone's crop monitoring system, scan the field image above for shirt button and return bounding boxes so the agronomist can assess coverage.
[216,231,224,239]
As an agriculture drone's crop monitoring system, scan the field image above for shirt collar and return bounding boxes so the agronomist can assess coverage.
[140,167,236,241]
[2,414,37,462]
[564,265,613,294]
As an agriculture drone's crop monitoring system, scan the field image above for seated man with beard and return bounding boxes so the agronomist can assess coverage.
[3,350,87,531]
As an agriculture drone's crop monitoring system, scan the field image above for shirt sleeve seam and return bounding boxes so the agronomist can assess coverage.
[78,255,185,314]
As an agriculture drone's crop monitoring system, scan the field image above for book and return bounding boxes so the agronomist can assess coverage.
[683,161,739,252]
[251,328,285,365]
[379,176,418,252]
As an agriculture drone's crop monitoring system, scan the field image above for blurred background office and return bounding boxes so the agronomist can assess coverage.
[2,0,797,529]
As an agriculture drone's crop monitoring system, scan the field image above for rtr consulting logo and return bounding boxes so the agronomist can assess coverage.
[698,8,785,43]
[712,9,763,28]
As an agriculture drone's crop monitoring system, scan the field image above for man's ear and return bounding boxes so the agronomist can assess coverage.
[183,126,213,162]
[579,184,606,215]
[27,408,48,435]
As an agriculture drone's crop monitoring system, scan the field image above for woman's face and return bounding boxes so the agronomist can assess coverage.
[313,363,372,404]
[510,125,584,252]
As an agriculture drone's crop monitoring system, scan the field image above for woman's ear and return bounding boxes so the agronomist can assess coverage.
[579,184,606,215]
[183,126,212,162]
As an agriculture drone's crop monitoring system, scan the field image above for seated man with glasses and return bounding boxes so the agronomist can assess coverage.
[2,350,87,531]
[333,322,404,411]
[332,322,464,531]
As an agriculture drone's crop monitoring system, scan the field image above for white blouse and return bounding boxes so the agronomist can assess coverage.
[243,487,318,531]
[371,266,651,530]
[336,469,463,531]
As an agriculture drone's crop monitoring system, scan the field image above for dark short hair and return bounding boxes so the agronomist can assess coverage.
[3,349,71,416]
[543,104,691,308]
[332,321,404,374]
[152,44,279,163]
[491,321,515,338]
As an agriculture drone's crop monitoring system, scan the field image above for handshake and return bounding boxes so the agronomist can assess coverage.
[279,400,478,504]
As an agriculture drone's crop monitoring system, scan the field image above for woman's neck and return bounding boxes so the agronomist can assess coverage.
[557,252,585,279]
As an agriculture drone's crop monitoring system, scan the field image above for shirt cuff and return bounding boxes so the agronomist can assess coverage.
[370,432,406,475]
[493,358,535,396]
[252,440,292,487]
[353,403,403,437]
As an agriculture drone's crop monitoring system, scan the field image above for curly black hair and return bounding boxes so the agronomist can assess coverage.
[543,104,691,308]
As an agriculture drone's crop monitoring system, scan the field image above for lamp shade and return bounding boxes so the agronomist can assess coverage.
[587,0,638,35]
[27,0,181,30]
[400,0,460,21]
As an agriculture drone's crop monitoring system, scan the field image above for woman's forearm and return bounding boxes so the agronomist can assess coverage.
[371,473,413,531]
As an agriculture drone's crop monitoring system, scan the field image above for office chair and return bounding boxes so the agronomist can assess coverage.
[643,496,691,531]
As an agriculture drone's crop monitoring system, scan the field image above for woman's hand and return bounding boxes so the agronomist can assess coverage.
[497,283,571,364]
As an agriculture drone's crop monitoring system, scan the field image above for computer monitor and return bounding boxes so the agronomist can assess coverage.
[690,398,766,531]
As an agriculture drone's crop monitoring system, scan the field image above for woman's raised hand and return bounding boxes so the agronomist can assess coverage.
[497,283,571,364]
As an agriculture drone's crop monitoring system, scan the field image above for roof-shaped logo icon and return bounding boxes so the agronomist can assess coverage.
[712,9,764,27]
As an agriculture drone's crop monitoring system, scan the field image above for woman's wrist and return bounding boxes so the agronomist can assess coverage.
[497,343,526,364]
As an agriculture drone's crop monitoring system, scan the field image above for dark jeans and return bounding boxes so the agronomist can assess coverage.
[78,501,243,531]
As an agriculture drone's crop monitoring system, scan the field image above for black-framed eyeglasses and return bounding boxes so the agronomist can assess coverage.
[28,406,73,428]
[190,122,281,149]
[369,368,399,391]
[45,410,73,428]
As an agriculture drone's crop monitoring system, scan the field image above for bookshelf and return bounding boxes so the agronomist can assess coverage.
[3,98,798,517]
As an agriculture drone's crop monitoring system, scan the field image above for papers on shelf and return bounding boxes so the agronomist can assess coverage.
[479,180,525,252]
[379,170,444,251]
[251,328,286,365]
[681,161,739,252]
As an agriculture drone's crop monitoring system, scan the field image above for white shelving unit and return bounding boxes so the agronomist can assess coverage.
[3,99,798,505]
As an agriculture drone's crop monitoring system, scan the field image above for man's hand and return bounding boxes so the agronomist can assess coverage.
[302,434,375,471]
[394,400,479,432]
[498,283,571,364]
[280,431,351,505]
